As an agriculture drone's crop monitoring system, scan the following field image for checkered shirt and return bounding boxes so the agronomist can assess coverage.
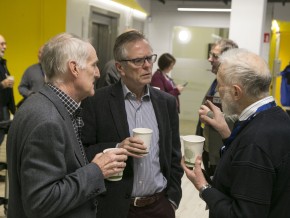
[47,83,88,164]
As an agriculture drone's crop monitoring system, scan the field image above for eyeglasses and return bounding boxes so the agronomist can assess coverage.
[120,54,157,67]
[209,52,220,59]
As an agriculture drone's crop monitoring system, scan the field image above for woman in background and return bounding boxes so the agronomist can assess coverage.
[151,53,185,113]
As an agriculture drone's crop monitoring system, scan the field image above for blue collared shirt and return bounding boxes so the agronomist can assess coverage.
[121,81,167,197]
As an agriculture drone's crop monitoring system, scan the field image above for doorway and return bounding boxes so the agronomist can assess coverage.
[89,6,119,72]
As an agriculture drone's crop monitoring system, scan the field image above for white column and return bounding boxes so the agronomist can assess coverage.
[229,0,267,55]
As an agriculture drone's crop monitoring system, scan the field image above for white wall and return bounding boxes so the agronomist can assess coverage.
[66,0,147,39]
[66,0,290,123]
[147,0,290,122]
[148,1,230,64]
[229,0,267,55]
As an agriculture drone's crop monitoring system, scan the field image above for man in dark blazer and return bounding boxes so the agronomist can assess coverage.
[82,30,183,218]
[6,33,127,218]
[0,34,15,145]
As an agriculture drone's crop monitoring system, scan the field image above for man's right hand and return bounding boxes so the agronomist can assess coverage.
[118,137,148,158]
[200,100,231,139]
[92,148,127,179]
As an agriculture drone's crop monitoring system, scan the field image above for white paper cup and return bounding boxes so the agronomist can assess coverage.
[182,135,205,168]
[103,148,124,181]
[132,128,153,156]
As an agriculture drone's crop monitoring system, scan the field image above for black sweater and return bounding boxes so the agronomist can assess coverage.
[203,106,290,218]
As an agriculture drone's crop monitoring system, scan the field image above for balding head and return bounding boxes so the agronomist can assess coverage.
[0,35,7,58]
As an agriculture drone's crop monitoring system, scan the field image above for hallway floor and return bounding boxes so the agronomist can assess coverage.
[0,119,209,218]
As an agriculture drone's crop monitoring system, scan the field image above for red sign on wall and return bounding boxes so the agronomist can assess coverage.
[264,33,270,43]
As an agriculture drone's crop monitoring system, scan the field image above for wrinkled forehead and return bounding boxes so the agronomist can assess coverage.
[211,44,222,55]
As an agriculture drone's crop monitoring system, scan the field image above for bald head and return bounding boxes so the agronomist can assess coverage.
[0,35,7,58]
[218,48,271,99]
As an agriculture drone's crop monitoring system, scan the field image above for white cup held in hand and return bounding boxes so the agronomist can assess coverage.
[103,148,124,181]
[182,135,205,168]
[132,128,153,156]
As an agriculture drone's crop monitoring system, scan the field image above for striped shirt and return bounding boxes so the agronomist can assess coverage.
[121,81,167,197]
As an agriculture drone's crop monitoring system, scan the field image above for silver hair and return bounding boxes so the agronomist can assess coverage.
[113,30,152,61]
[219,48,272,99]
[41,33,90,84]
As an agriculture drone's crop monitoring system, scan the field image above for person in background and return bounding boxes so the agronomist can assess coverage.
[6,33,128,218]
[81,30,183,218]
[182,48,290,217]
[0,34,15,145]
[95,29,137,89]
[196,39,239,177]
[94,59,120,89]
[18,45,45,99]
[151,53,184,113]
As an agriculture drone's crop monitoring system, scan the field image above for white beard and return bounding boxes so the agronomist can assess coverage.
[221,91,239,116]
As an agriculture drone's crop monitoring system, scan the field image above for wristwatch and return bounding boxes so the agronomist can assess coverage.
[199,184,212,200]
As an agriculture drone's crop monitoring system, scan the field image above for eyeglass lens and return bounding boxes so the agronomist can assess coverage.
[130,54,157,66]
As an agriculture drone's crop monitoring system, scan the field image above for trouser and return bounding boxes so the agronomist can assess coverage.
[128,193,175,218]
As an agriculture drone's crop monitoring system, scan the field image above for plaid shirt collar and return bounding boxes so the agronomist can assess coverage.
[47,83,82,118]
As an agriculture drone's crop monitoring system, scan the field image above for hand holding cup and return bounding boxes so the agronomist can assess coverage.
[182,135,205,168]
[92,148,127,180]
[118,136,148,158]
[2,76,14,88]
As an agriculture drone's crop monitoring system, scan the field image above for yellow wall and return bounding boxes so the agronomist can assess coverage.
[113,0,145,12]
[269,20,290,106]
[0,0,66,104]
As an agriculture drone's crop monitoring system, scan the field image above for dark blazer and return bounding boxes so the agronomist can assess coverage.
[0,58,15,120]
[7,85,106,218]
[81,81,183,218]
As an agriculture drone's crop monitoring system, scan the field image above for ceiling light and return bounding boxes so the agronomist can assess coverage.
[178,29,191,44]
[177,8,231,12]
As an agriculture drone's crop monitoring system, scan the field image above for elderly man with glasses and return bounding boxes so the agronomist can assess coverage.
[81,30,183,218]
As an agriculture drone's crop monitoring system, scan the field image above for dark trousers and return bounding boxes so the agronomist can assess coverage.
[128,194,175,218]
[202,150,216,177]
[0,106,10,145]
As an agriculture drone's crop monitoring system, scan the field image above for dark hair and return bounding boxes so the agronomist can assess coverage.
[158,53,176,71]
[113,30,151,61]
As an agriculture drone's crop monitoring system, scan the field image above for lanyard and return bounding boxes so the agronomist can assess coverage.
[208,79,217,96]
[220,101,276,157]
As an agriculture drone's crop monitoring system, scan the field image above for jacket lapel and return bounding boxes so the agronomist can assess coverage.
[109,81,130,139]
[39,85,86,166]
